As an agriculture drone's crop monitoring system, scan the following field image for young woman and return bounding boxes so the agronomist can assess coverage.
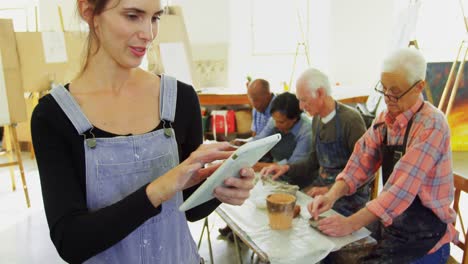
[31,0,254,263]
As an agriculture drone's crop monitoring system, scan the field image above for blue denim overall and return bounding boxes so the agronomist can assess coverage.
[361,103,447,264]
[315,102,369,216]
[50,75,200,264]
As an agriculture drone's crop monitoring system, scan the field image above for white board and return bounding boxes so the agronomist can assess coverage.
[390,1,422,50]
[159,42,193,85]
[0,51,11,126]
[41,31,68,63]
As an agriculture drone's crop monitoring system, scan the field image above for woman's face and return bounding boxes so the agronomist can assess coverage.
[272,111,297,134]
[93,0,163,68]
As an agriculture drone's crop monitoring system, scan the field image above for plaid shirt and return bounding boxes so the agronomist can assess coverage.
[337,99,457,253]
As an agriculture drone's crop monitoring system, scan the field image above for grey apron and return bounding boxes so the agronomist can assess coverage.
[361,103,446,264]
[269,130,297,162]
[315,102,369,216]
[50,75,200,264]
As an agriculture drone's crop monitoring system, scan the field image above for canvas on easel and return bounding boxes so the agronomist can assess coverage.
[429,58,468,151]
[432,0,468,151]
[152,6,199,88]
[12,32,86,144]
[0,51,10,124]
[14,31,85,93]
[0,19,27,125]
[0,19,31,208]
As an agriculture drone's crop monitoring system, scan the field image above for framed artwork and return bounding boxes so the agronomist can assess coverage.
[425,62,468,151]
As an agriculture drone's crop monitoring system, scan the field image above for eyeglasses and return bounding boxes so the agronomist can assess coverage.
[374,80,421,102]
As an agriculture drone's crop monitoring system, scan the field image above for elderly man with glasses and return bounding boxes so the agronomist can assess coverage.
[308,48,457,263]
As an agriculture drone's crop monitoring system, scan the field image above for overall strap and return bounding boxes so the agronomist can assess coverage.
[160,75,178,123]
[50,85,93,134]
[334,102,343,143]
[402,102,425,150]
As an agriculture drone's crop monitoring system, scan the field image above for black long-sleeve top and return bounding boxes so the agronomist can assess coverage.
[31,81,220,264]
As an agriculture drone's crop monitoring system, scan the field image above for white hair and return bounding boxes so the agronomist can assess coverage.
[297,68,332,97]
[382,48,427,85]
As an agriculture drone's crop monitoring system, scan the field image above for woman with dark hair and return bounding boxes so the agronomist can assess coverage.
[220,92,312,238]
[253,92,312,170]
[30,0,254,263]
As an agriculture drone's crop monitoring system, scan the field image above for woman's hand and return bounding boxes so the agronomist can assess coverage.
[213,167,255,205]
[146,142,234,207]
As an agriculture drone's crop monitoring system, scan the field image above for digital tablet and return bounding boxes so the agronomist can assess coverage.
[179,133,282,211]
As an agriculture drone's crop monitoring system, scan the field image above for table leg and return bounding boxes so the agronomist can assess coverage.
[197,218,214,264]
[197,218,207,249]
[233,232,243,264]
[205,218,214,263]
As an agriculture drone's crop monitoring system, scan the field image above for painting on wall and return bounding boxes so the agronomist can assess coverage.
[425,62,468,151]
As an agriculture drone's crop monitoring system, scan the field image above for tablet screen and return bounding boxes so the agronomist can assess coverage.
[179,133,282,211]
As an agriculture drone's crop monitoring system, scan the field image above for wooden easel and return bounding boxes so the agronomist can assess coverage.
[408,40,420,49]
[437,0,468,116]
[0,19,31,208]
[0,123,31,208]
[154,6,200,89]
[288,4,311,89]
[289,42,311,89]
[438,40,467,116]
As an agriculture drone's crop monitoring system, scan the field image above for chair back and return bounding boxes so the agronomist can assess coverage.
[370,170,380,200]
[451,172,468,264]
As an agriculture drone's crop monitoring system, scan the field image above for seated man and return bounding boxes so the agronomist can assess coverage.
[230,78,275,145]
[247,79,275,136]
[253,92,312,170]
[261,68,369,217]
[308,48,457,263]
